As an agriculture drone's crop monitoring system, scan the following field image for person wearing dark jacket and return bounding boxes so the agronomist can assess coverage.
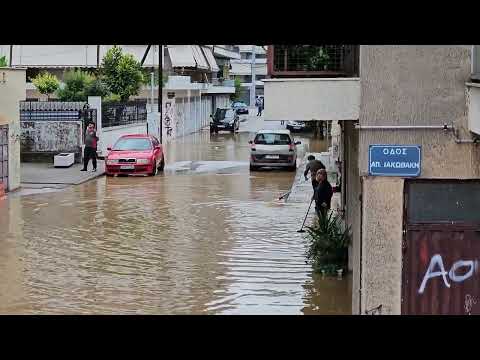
[312,169,333,218]
[81,122,99,172]
[304,155,326,190]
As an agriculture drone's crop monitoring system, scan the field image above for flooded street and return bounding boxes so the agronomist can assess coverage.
[0,118,351,314]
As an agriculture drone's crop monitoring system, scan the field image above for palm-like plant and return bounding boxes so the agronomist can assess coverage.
[305,212,351,274]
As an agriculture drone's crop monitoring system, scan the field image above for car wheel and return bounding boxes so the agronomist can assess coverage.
[150,161,158,176]
[250,164,259,171]
[106,173,114,177]
[158,158,165,172]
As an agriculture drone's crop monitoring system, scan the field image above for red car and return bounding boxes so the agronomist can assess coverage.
[105,134,165,176]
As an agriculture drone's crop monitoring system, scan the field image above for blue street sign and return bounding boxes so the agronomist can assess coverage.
[369,145,421,177]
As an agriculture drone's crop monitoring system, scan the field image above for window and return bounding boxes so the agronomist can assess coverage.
[254,133,292,145]
[113,138,152,151]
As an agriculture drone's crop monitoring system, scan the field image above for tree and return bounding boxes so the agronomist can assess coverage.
[231,77,242,101]
[101,46,144,102]
[32,71,60,100]
[0,56,7,67]
[56,69,94,101]
[84,78,109,98]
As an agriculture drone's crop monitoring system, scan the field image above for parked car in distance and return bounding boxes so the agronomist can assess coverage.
[232,101,249,115]
[249,129,301,171]
[105,134,165,177]
[286,120,306,132]
[210,108,240,134]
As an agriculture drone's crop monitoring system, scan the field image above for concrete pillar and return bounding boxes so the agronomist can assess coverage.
[0,68,25,192]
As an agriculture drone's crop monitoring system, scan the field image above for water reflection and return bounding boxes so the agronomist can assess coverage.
[0,126,350,314]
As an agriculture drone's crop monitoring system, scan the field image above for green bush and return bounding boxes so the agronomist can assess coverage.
[305,212,351,274]
[0,55,7,67]
[32,71,60,99]
[102,93,121,103]
[56,69,95,101]
[85,78,109,98]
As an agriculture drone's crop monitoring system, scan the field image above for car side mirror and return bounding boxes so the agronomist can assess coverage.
[107,146,112,151]
[295,141,301,145]
[248,140,253,144]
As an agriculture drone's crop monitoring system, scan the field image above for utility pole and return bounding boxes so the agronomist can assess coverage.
[158,45,163,144]
[151,45,155,111]
[97,45,100,68]
[249,45,256,107]
[9,45,12,67]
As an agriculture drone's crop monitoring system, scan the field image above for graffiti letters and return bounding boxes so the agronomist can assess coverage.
[418,254,477,294]
[163,102,174,139]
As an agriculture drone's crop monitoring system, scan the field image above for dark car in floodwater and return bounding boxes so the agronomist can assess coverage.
[232,101,249,115]
[210,108,240,134]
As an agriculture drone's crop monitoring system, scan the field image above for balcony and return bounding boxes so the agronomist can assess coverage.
[267,45,359,78]
[467,82,480,136]
[263,77,360,121]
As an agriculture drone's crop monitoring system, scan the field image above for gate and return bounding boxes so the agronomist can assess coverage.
[0,125,8,191]
[402,180,480,315]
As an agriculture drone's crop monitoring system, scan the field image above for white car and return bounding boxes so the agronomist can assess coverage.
[249,129,301,171]
[286,120,306,132]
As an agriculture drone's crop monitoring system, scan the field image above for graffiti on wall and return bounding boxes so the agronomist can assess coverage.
[163,101,175,141]
[418,253,479,294]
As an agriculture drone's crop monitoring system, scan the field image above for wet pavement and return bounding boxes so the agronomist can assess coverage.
[0,116,351,314]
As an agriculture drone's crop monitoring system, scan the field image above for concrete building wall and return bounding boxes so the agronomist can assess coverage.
[263,78,360,122]
[358,45,479,314]
[343,121,362,314]
[361,177,403,315]
[0,68,26,191]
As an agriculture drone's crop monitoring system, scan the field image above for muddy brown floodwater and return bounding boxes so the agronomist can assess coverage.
[0,121,351,314]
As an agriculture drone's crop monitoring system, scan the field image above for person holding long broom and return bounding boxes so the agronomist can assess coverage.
[312,169,333,219]
[297,168,333,233]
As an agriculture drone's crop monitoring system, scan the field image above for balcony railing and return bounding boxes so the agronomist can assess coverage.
[267,45,359,78]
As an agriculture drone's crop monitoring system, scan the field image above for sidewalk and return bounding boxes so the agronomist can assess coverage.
[21,161,105,186]
[285,152,341,217]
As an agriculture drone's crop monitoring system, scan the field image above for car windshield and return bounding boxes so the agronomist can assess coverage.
[233,102,246,107]
[113,138,152,151]
[254,133,292,145]
[215,109,234,120]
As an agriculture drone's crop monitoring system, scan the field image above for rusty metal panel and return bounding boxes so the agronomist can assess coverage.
[403,226,480,315]
[403,180,480,315]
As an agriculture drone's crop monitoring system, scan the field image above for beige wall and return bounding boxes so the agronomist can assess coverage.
[343,121,362,314]
[361,177,403,314]
[0,68,26,191]
[358,45,479,314]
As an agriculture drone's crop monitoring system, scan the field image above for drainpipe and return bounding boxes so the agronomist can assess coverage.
[354,123,479,144]
[354,124,452,130]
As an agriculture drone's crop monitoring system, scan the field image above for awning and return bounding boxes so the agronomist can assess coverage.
[167,45,196,68]
[212,46,241,60]
[191,45,209,70]
[202,46,220,72]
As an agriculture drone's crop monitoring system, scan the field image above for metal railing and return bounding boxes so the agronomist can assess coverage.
[20,101,95,122]
[101,100,147,128]
[269,45,359,77]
